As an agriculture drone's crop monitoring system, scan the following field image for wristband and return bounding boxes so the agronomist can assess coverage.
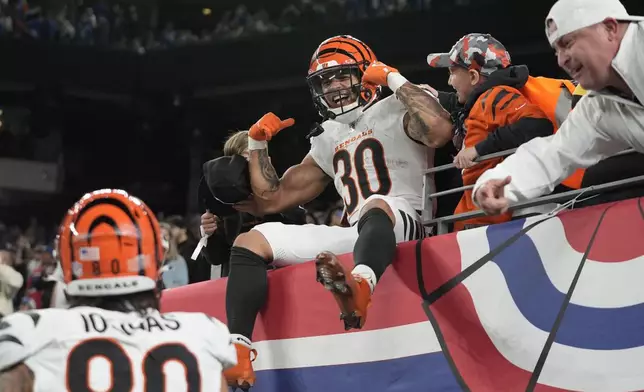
[387,73,408,94]
[248,137,268,150]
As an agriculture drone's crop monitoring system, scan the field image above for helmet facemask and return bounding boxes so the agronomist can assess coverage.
[307,65,374,124]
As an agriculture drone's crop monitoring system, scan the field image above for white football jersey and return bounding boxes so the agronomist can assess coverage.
[309,95,434,225]
[0,307,236,391]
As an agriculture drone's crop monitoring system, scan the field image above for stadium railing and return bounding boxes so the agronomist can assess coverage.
[422,148,643,235]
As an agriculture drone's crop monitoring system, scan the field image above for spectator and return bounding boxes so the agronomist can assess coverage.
[111,4,126,44]
[0,249,24,317]
[198,130,306,278]
[9,240,28,311]
[43,262,68,309]
[249,9,278,34]
[160,22,176,45]
[426,33,553,230]
[474,0,644,215]
[0,0,440,49]
[0,6,13,35]
[165,215,210,284]
[569,84,644,208]
[17,296,36,311]
[55,6,75,42]
[159,223,189,289]
[95,10,110,46]
[77,7,97,45]
[325,202,345,227]
[25,245,55,308]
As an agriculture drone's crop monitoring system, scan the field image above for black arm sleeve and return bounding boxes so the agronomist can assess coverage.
[474,117,554,157]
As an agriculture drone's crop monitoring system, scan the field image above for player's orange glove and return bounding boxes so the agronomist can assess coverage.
[362,61,400,87]
[249,112,295,142]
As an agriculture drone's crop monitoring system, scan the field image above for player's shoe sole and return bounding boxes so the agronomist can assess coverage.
[315,251,366,330]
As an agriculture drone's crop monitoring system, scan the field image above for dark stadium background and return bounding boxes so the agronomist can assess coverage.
[0,0,642,227]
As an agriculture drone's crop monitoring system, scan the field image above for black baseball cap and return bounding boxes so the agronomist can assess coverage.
[198,154,252,217]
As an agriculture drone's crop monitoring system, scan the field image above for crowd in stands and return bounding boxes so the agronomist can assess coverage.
[0,0,437,50]
[0,199,345,315]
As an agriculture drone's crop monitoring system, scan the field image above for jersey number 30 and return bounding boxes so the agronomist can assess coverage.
[66,338,200,391]
[333,138,392,215]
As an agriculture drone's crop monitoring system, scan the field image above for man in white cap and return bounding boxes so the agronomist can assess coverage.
[473,0,644,215]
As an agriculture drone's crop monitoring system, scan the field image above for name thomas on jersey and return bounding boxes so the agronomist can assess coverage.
[79,311,181,336]
[0,308,236,392]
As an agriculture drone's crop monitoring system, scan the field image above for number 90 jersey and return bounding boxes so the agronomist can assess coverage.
[0,307,236,392]
[309,95,435,225]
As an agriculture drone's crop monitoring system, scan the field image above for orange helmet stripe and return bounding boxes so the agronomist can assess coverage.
[309,35,377,74]
[69,198,145,278]
[58,190,162,287]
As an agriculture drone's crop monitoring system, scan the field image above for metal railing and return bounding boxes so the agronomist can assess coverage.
[421,148,640,235]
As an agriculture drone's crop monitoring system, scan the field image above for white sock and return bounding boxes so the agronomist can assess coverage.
[352,264,377,294]
[230,334,252,348]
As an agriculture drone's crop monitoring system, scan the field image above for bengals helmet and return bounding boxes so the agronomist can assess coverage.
[57,189,164,297]
[307,35,380,124]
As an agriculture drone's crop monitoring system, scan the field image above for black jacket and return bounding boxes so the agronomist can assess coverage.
[200,207,307,276]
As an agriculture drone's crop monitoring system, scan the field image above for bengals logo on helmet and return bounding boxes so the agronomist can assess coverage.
[57,189,164,297]
[308,35,376,76]
[306,35,381,122]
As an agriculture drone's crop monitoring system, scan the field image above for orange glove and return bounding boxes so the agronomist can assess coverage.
[249,112,295,142]
[362,61,400,87]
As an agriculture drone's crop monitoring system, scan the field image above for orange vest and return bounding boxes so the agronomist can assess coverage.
[519,77,585,189]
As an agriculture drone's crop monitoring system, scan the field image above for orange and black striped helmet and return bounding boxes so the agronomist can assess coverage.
[57,189,164,297]
[307,35,380,123]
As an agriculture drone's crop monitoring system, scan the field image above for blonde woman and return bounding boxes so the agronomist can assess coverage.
[223,130,250,159]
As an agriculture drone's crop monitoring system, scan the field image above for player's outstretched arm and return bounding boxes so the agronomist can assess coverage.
[396,82,454,148]
[245,112,297,198]
[0,363,34,392]
[243,112,330,214]
[361,61,453,148]
[250,153,330,215]
[473,96,629,210]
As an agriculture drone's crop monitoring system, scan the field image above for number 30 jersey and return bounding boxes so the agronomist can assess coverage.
[309,95,435,225]
[0,307,236,392]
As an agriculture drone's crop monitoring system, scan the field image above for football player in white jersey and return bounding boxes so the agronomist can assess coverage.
[0,189,235,392]
[220,35,453,389]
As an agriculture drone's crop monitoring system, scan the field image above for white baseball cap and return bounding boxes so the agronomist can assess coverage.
[545,0,644,45]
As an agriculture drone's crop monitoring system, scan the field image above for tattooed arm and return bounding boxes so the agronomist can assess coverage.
[0,364,34,392]
[248,151,330,215]
[396,82,454,148]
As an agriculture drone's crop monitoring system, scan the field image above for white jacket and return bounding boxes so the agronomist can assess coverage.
[474,21,644,204]
[0,264,24,316]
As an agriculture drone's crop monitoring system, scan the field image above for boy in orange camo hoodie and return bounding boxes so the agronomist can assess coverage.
[428,34,554,230]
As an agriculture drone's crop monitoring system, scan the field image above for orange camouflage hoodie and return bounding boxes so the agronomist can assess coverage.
[453,65,551,231]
